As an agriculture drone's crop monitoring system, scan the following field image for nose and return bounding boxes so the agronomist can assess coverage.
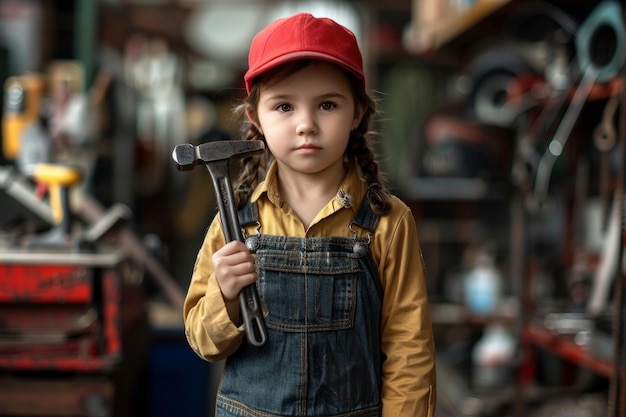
[295,110,317,136]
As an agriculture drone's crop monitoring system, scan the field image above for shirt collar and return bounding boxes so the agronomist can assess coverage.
[249,160,367,214]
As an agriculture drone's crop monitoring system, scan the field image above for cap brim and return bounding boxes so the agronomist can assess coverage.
[245,52,364,93]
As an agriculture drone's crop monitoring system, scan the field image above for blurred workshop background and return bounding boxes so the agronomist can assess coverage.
[0,0,625,416]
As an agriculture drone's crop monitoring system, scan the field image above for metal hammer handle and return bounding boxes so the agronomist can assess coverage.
[210,165,268,347]
[173,142,268,347]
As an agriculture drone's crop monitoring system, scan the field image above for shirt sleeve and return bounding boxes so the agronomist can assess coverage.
[183,216,245,362]
[378,204,437,417]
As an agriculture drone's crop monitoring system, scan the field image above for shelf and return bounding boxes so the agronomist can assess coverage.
[522,322,613,379]
[431,300,519,325]
[397,177,507,201]
[405,0,513,54]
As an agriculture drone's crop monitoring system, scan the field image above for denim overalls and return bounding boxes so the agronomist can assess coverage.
[215,196,384,417]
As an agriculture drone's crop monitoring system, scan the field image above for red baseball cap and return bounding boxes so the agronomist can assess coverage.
[244,13,365,93]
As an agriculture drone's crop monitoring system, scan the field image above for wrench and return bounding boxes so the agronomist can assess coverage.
[173,140,268,347]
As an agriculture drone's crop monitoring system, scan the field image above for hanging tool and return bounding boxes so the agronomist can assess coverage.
[532,0,626,207]
[593,89,622,231]
[172,140,268,347]
[532,65,597,206]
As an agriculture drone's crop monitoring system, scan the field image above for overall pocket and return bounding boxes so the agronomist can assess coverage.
[255,247,360,332]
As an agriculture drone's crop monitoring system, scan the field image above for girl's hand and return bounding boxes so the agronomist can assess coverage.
[212,240,258,302]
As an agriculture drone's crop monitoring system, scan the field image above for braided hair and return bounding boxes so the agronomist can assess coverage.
[233,60,392,215]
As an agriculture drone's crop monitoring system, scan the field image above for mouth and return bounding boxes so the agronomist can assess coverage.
[295,144,321,152]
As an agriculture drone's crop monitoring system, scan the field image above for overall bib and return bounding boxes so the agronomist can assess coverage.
[215,197,384,417]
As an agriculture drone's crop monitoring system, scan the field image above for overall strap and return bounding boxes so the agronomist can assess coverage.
[238,198,260,228]
[352,195,383,300]
[351,196,380,233]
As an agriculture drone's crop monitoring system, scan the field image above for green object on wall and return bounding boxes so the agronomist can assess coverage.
[379,63,450,183]
[75,0,97,89]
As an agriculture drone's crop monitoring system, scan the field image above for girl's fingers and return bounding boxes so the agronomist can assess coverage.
[212,241,258,300]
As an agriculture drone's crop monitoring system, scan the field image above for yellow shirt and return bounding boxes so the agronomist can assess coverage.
[184,161,436,416]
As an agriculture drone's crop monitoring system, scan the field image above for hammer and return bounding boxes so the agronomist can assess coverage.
[172,140,268,347]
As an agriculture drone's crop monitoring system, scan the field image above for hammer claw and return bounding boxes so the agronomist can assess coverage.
[197,140,265,163]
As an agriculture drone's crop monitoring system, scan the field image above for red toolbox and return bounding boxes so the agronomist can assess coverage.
[0,248,148,416]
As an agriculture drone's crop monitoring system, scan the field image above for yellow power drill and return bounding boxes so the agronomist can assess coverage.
[2,73,46,160]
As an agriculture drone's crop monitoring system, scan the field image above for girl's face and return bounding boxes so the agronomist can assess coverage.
[248,61,363,178]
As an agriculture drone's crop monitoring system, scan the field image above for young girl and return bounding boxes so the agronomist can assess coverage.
[184,12,436,417]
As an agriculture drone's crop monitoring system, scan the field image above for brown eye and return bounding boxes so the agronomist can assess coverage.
[320,101,335,111]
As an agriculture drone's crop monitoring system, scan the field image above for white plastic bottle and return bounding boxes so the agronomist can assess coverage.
[472,323,516,389]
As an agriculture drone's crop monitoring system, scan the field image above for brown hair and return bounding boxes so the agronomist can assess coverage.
[233,60,392,215]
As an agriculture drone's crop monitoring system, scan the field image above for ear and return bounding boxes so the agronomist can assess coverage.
[245,108,263,134]
[352,103,365,130]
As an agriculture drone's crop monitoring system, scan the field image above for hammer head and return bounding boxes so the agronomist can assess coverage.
[172,140,265,171]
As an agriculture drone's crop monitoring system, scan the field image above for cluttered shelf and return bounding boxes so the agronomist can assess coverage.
[397,0,626,414]
[397,177,509,201]
[430,301,519,326]
[404,0,598,56]
[405,0,513,54]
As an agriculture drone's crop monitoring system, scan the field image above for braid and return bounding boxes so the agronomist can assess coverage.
[348,86,393,215]
[347,131,392,215]
[232,99,270,208]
